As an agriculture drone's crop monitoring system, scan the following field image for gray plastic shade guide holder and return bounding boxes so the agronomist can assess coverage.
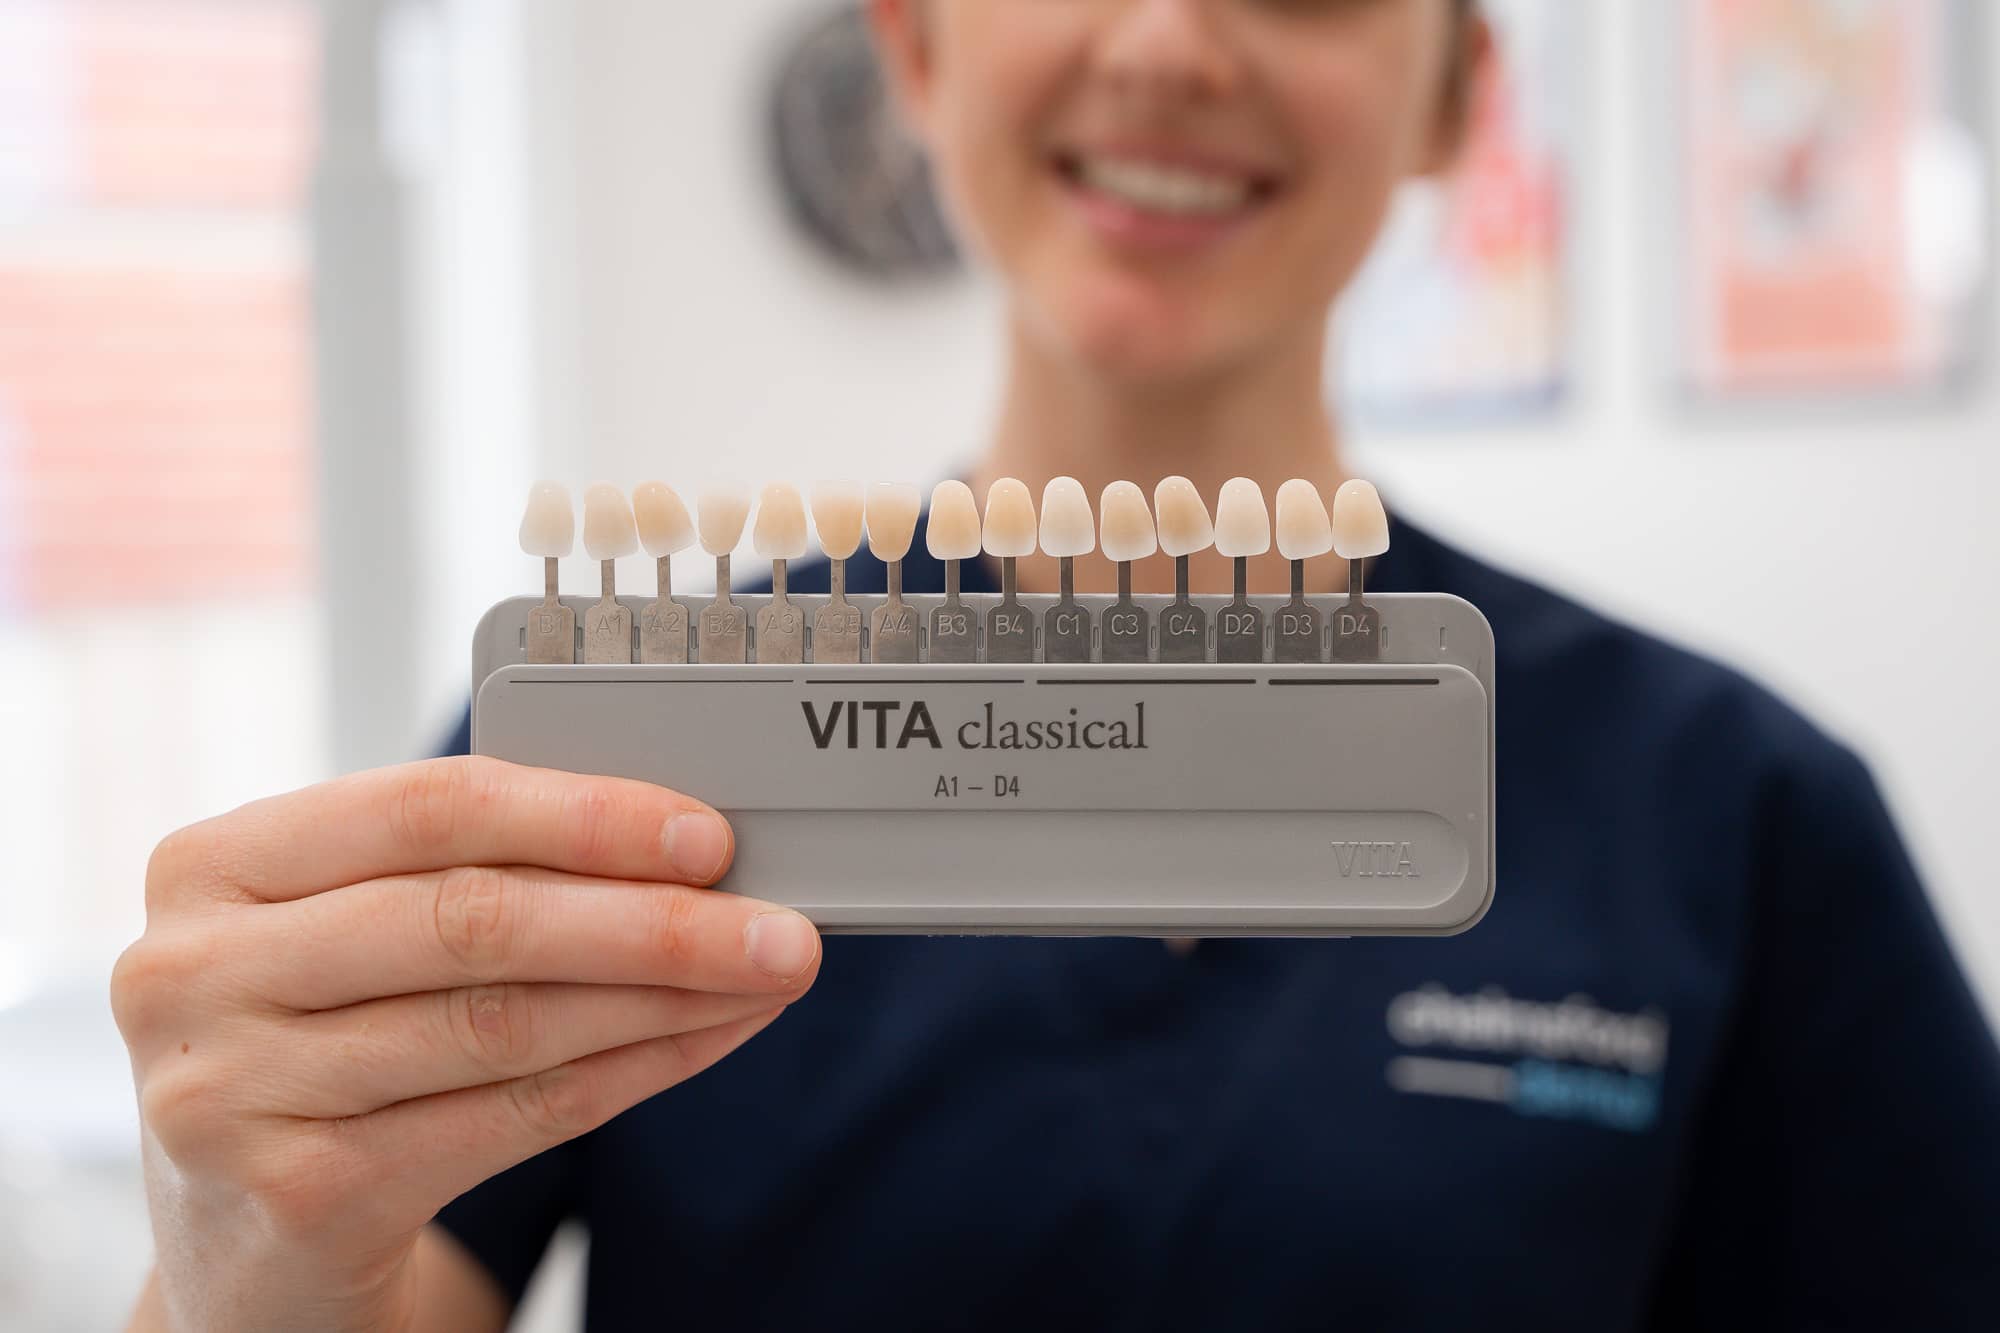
[472,591,1495,937]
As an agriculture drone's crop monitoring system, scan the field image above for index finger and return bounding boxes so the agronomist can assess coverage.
[182,757,733,902]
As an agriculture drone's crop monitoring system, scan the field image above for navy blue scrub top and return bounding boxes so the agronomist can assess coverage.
[437,510,2000,1331]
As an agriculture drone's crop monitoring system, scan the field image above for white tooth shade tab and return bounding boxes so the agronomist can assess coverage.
[582,483,639,561]
[698,487,751,557]
[1274,479,1333,561]
[519,481,575,558]
[1213,478,1271,559]
[632,481,694,557]
[981,478,1038,559]
[865,482,922,562]
[752,482,810,561]
[927,480,983,561]
[1332,478,1390,560]
[811,481,865,561]
[1098,480,1158,563]
[1038,476,1096,559]
[1153,476,1214,558]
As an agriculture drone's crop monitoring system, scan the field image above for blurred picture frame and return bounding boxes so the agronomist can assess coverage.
[1673,0,1990,404]
[1334,0,1574,428]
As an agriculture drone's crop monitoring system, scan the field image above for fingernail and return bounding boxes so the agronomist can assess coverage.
[663,812,730,883]
[745,910,819,980]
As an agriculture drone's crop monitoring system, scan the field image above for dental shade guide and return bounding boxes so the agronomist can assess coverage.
[480,475,1495,937]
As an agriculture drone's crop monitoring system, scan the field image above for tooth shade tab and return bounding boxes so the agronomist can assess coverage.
[1038,476,1095,559]
[698,488,751,556]
[519,481,575,558]
[1153,476,1214,558]
[1098,480,1157,563]
[982,477,1038,559]
[810,481,865,561]
[927,480,983,561]
[632,481,694,556]
[1213,478,1271,559]
[1332,479,1390,560]
[865,482,922,562]
[582,483,639,561]
[752,482,809,560]
[1275,479,1333,561]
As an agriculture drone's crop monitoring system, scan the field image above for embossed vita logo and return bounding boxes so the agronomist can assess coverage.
[1330,841,1420,878]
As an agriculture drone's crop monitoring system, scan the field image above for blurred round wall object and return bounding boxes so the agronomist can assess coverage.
[767,3,959,280]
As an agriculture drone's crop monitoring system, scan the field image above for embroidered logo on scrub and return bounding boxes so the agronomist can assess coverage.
[1384,985,1670,1132]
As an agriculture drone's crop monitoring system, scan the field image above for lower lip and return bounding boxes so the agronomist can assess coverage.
[1059,172,1266,255]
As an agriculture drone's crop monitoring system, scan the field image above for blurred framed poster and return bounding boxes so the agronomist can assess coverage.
[1335,0,1571,427]
[1678,0,1988,399]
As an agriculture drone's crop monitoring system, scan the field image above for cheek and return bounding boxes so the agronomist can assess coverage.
[923,11,1077,269]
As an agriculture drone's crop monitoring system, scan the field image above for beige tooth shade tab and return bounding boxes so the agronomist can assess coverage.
[519,481,575,558]
[1332,478,1390,560]
[1274,478,1333,561]
[865,482,922,562]
[752,482,810,561]
[632,481,694,556]
[927,480,983,561]
[582,483,639,561]
[981,477,1038,559]
[1098,480,1158,563]
[1213,477,1271,559]
[810,481,865,561]
[1038,476,1096,559]
[697,487,752,557]
[1153,475,1214,558]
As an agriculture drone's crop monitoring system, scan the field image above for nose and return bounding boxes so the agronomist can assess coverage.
[1095,0,1242,103]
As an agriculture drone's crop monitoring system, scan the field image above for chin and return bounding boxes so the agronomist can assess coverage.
[1044,274,1235,387]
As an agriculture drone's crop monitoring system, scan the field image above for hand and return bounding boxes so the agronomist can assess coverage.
[111,756,820,1333]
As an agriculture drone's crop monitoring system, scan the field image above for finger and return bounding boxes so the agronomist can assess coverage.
[342,1008,787,1230]
[182,756,734,902]
[284,983,791,1117]
[244,867,822,1010]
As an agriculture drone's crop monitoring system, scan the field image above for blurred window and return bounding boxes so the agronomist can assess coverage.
[0,0,326,990]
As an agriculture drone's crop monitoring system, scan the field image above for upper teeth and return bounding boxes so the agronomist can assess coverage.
[1077,157,1253,216]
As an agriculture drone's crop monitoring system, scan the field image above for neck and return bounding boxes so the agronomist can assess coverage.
[974,312,1353,595]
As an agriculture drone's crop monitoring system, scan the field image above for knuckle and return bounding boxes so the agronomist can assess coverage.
[109,933,201,1045]
[144,824,209,912]
[506,1061,599,1141]
[139,1064,232,1162]
[557,783,622,870]
[646,888,705,976]
[448,983,537,1072]
[389,757,499,856]
[432,865,515,981]
[241,1144,355,1241]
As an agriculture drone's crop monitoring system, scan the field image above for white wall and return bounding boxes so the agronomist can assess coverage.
[429,0,1997,1015]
